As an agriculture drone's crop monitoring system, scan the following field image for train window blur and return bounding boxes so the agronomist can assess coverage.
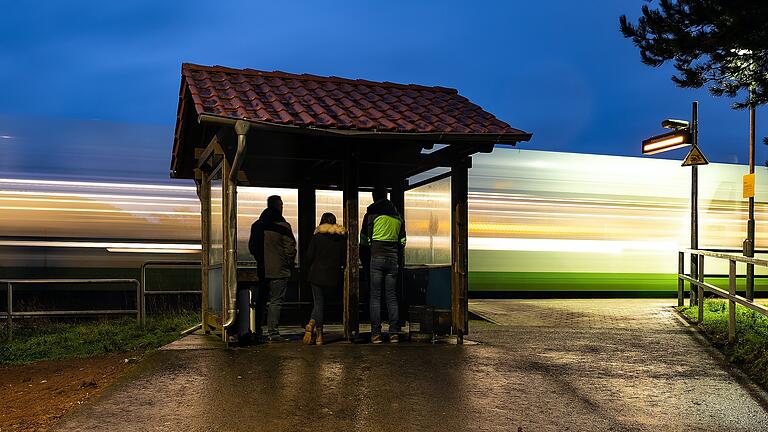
[316,190,344,229]
[236,187,297,262]
[405,177,451,265]
[312,190,373,233]
[209,174,223,266]
[235,188,373,264]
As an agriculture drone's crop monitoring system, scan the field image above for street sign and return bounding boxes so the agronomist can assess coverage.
[642,129,692,155]
[681,145,709,166]
[744,173,755,198]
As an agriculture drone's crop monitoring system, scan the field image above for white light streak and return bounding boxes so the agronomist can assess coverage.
[468,238,677,254]
[107,248,200,254]
[0,240,201,250]
[0,178,195,191]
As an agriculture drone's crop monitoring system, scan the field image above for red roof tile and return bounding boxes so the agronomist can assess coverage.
[180,63,529,138]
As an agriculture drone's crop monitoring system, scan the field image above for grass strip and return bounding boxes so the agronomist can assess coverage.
[0,313,199,365]
[678,299,768,388]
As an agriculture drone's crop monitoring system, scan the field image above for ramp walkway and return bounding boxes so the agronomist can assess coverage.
[53,299,768,431]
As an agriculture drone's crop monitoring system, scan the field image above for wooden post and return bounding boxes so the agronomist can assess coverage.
[343,152,360,341]
[677,252,684,307]
[221,157,231,342]
[6,282,11,341]
[298,185,317,309]
[451,157,470,343]
[391,180,405,216]
[697,254,704,324]
[198,172,211,334]
[391,180,406,320]
[728,259,737,343]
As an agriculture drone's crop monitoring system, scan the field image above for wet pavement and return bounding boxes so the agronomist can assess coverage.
[53,299,768,431]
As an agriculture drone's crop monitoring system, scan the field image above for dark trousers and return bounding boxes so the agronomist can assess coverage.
[369,255,400,335]
[251,278,287,336]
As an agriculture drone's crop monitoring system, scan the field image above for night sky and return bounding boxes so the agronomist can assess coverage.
[0,0,765,176]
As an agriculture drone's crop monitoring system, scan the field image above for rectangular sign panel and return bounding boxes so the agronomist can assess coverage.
[642,130,692,155]
[744,173,755,198]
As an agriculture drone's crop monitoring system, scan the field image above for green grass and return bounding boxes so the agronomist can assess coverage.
[679,299,768,388]
[0,313,199,365]
[469,272,768,292]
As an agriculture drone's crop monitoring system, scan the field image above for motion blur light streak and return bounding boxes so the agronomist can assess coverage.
[470,238,624,253]
[1,149,767,291]
[0,178,194,191]
[106,248,200,254]
[0,190,198,202]
[0,240,201,250]
[0,206,200,216]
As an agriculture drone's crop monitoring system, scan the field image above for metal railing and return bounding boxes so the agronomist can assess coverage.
[140,260,201,327]
[2,279,141,341]
[678,249,768,343]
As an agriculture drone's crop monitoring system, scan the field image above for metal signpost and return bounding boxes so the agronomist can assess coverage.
[745,90,757,301]
[642,101,708,307]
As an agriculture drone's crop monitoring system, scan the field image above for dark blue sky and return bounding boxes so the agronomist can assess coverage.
[0,0,764,171]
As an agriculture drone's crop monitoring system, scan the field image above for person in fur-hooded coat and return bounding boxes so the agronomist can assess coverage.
[303,212,346,345]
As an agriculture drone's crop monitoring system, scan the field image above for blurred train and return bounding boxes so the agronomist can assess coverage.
[1,116,766,295]
[2,151,768,295]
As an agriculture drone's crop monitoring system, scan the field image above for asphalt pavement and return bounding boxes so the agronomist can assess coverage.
[52,299,768,432]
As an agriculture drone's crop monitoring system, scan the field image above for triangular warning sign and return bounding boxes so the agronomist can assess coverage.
[682,146,709,166]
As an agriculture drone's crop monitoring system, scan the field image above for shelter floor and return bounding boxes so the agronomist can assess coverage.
[53,299,768,432]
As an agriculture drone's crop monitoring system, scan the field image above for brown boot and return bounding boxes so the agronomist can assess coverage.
[303,319,315,345]
[315,326,324,345]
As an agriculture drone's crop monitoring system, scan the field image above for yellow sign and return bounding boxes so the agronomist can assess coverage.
[681,146,709,166]
[744,173,755,198]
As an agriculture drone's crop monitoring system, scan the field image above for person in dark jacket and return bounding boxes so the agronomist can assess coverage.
[248,195,296,343]
[302,212,346,345]
[360,187,406,344]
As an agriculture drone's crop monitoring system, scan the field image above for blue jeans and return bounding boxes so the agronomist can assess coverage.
[252,278,287,336]
[310,283,325,327]
[369,255,400,336]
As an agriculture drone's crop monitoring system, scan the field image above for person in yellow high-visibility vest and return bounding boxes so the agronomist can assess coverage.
[360,187,407,344]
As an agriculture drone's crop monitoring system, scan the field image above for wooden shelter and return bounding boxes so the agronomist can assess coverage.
[171,63,531,343]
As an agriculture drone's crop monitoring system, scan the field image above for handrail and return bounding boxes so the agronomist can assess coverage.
[678,274,768,315]
[678,249,768,344]
[703,248,768,254]
[2,278,140,341]
[140,260,201,328]
[139,259,258,329]
[682,249,768,267]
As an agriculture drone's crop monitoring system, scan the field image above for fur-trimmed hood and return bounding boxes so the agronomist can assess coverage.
[314,223,346,235]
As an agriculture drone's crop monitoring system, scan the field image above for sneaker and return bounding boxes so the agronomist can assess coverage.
[389,333,399,344]
[303,320,315,345]
[371,334,382,344]
[267,334,287,343]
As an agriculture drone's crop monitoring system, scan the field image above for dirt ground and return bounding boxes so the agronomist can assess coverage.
[0,354,134,432]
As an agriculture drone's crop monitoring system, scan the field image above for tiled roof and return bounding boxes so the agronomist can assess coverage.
[180,63,529,138]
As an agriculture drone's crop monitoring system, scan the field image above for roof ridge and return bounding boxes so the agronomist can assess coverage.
[182,63,458,94]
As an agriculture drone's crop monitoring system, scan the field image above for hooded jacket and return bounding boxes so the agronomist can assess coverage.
[248,207,296,279]
[305,223,347,287]
[360,199,406,260]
